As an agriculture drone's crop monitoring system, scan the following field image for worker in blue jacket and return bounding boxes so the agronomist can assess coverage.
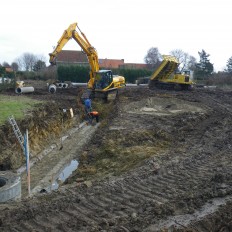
[84,98,92,114]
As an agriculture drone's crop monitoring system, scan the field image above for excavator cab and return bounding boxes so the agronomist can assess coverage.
[94,70,113,90]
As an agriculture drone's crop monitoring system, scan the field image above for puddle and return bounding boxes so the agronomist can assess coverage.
[47,159,79,192]
[51,159,79,190]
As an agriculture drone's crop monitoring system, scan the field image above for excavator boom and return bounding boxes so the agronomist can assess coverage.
[49,23,77,65]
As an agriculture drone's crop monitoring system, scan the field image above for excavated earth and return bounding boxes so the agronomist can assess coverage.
[0,83,232,231]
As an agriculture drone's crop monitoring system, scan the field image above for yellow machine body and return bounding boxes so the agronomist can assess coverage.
[149,55,194,90]
[49,22,126,96]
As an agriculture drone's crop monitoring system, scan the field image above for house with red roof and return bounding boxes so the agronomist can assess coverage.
[55,50,148,70]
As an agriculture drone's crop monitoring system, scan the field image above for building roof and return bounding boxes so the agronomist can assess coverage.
[5,67,13,72]
[98,58,124,69]
[119,63,148,69]
[56,50,88,64]
[55,50,148,69]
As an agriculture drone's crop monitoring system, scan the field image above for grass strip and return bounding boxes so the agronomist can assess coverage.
[0,95,42,125]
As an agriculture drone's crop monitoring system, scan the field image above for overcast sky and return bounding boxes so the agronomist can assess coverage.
[0,0,231,71]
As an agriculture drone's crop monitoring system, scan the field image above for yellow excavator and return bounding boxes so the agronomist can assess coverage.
[148,55,194,90]
[49,22,125,99]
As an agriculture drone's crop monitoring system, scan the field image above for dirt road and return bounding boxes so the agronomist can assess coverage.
[0,86,232,231]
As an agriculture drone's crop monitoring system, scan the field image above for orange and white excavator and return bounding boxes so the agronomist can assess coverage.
[49,22,125,100]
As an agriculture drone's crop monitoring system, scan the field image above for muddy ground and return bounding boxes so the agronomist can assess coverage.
[0,83,232,231]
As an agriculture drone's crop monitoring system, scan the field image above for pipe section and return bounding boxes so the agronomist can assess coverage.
[63,83,68,88]
[57,83,69,88]
[48,84,57,93]
[71,82,87,87]
[15,86,34,94]
[57,83,63,88]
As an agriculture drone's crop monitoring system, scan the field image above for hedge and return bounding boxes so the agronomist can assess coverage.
[57,65,152,84]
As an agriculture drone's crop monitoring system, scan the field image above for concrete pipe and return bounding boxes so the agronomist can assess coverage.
[57,83,63,88]
[63,83,68,88]
[49,84,56,94]
[0,171,21,202]
[15,86,34,94]
[71,82,87,87]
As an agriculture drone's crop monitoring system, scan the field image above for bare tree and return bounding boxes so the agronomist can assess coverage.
[11,62,19,72]
[33,54,47,71]
[187,56,197,71]
[144,47,162,70]
[37,54,47,64]
[170,49,196,72]
[15,53,47,71]
[16,53,37,71]
[14,57,23,71]
[2,61,10,67]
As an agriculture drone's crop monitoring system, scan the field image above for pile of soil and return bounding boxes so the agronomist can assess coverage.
[0,84,232,231]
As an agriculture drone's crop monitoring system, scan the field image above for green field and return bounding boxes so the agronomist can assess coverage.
[0,95,42,125]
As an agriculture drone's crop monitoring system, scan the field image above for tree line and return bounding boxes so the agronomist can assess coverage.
[1,49,232,86]
[144,47,232,85]
[0,53,46,73]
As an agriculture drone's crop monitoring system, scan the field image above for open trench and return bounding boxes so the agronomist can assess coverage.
[20,121,100,197]
[0,87,89,197]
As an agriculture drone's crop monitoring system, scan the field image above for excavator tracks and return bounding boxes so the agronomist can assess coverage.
[149,80,192,91]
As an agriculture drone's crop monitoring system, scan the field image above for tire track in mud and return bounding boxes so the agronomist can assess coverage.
[0,89,232,231]
[1,148,232,231]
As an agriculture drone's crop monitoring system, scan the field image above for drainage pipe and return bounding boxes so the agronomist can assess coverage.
[63,83,68,88]
[71,82,87,87]
[57,83,69,88]
[15,86,34,94]
[57,83,63,88]
[48,84,57,94]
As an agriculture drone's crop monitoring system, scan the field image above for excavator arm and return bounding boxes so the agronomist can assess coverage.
[49,22,125,97]
[49,22,99,89]
[49,23,77,64]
